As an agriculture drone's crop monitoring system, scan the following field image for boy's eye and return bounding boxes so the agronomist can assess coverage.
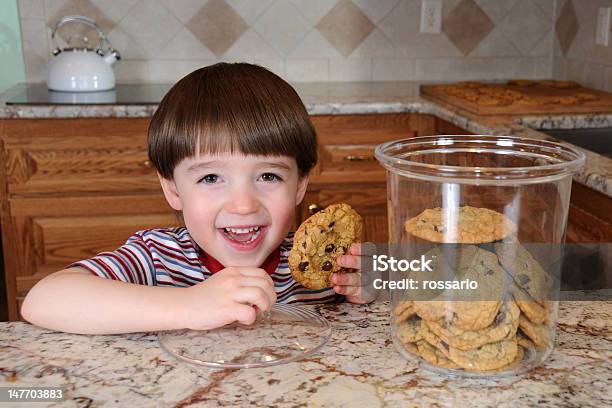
[199,174,219,184]
[259,173,283,182]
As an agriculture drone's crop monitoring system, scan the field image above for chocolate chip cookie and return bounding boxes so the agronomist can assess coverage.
[424,299,520,351]
[405,206,516,244]
[495,242,553,305]
[421,321,519,371]
[289,203,363,290]
[518,315,552,349]
[413,246,507,331]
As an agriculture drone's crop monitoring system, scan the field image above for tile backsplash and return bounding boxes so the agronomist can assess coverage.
[553,0,612,92]
[19,0,560,84]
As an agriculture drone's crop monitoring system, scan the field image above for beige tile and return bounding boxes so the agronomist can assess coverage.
[285,58,329,82]
[113,59,149,83]
[349,28,396,58]
[531,0,555,21]
[555,0,579,56]
[470,27,519,57]
[159,27,217,60]
[379,0,462,58]
[46,0,115,33]
[224,28,282,59]
[584,63,606,91]
[352,0,401,24]
[329,58,372,81]
[289,30,343,58]
[528,29,554,57]
[159,0,205,25]
[415,56,547,81]
[148,60,218,83]
[253,1,310,56]
[119,0,182,58]
[443,0,493,56]
[604,66,612,92]
[187,0,249,57]
[20,18,49,61]
[106,26,148,59]
[289,0,337,25]
[316,0,375,57]
[499,0,549,53]
[372,58,415,81]
[565,58,585,84]
[18,0,45,19]
[90,0,140,24]
[473,0,519,24]
[552,57,568,80]
[226,0,275,25]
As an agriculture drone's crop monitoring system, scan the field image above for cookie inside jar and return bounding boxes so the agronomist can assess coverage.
[393,206,556,375]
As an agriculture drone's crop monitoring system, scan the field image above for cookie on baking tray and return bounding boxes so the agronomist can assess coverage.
[289,203,363,290]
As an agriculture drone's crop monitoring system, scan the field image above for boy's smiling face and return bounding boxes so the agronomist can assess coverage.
[159,152,308,268]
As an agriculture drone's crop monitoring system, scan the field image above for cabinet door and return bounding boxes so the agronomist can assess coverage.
[4,194,179,320]
[299,186,388,243]
[3,118,158,196]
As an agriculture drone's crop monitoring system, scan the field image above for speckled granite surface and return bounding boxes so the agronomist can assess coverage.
[0,301,610,407]
[0,82,610,197]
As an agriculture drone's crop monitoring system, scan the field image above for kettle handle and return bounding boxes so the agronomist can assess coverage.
[51,15,114,55]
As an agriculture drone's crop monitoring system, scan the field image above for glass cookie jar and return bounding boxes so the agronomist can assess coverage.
[375,135,585,377]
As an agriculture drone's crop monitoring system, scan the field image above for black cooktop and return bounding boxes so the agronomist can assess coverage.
[5,83,171,105]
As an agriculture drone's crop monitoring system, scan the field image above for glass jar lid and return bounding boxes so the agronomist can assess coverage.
[158,304,331,369]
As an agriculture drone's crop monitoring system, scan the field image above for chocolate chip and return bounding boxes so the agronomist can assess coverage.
[328,221,335,228]
[518,274,531,285]
[322,261,333,271]
[299,262,309,271]
[485,269,494,276]
[325,243,335,253]
[441,341,449,351]
[341,246,347,252]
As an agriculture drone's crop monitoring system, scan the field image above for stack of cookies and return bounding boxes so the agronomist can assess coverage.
[394,206,554,372]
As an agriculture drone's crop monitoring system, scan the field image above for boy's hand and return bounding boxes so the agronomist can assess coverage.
[179,267,276,331]
[332,243,373,304]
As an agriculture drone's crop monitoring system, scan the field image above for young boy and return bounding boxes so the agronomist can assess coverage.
[21,63,367,335]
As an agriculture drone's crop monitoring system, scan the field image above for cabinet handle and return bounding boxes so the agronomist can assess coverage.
[143,160,152,168]
[344,155,374,162]
[308,203,321,215]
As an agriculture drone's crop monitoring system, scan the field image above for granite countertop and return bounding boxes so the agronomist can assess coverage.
[0,82,610,198]
[0,301,610,407]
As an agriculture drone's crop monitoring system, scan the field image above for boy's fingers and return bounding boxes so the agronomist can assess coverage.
[337,255,361,269]
[234,304,257,325]
[333,285,361,297]
[234,287,273,312]
[332,272,361,286]
[349,243,362,256]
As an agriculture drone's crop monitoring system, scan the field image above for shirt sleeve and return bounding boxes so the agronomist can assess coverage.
[69,232,156,285]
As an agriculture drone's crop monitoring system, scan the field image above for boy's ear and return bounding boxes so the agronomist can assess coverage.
[295,175,309,205]
[158,173,183,211]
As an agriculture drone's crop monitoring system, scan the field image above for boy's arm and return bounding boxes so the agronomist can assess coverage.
[21,267,191,334]
[21,266,275,334]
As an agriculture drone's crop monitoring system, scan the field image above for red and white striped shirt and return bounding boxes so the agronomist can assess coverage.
[71,227,342,304]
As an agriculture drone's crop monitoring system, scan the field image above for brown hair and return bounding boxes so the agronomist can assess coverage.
[148,62,317,179]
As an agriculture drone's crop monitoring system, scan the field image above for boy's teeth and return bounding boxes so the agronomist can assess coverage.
[223,226,261,234]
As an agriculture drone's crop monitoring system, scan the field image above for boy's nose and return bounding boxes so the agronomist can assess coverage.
[225,187,261,215]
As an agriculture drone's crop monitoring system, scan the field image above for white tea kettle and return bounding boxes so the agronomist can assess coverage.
[47,15,120,92]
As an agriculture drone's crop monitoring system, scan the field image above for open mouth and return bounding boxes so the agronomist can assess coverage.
[221,226,263,245]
